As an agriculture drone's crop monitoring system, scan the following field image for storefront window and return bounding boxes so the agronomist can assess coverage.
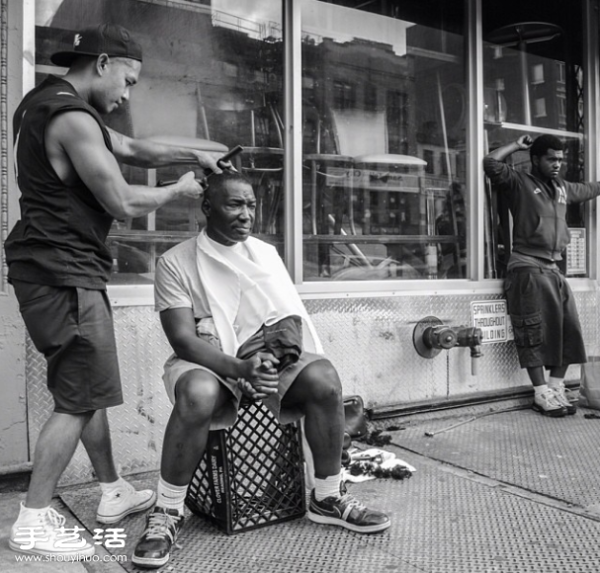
[482,2,585,278]
[35,0,283,284]
[301,0,466,281]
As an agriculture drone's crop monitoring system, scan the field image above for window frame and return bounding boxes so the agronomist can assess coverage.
[24,0,600,305]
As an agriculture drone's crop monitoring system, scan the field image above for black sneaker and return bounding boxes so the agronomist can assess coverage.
[307,482,390,534]
[132,507,184,569]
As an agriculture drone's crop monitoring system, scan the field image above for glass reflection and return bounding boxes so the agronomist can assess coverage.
[482,3,585,278]
[35,0,283,284]
[301,0,467,281]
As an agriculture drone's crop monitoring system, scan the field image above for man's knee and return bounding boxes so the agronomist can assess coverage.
[173,371,223,423]
[299,359,343,403]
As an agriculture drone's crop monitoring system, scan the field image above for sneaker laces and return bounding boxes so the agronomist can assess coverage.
[338,493,367,518]
[41,508,66,530]
[564,387,579,403]
[550,388,571,408]
[538,389,562,407]
[143,511,181,541]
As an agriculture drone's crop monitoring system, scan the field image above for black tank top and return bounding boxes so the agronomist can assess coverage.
[5,75,114,289]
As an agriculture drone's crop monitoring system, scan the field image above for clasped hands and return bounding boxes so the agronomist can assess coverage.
[236,352,280,401]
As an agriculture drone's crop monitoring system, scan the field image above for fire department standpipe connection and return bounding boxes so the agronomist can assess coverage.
[412,316,483,376]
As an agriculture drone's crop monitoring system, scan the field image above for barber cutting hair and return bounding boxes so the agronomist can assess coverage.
[6,23,224,559]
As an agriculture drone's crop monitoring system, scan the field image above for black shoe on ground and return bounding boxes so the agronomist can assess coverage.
[132,506,184,569]
[307,481,390,534]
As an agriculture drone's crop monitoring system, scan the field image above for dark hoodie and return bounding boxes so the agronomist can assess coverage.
[484,156,600,261]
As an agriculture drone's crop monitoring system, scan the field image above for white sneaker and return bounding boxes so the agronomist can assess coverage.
[96,481,156,524]
[9,502,95,559]
[532,389,567,417]
[564,386,580,404]
[550,387,577,415]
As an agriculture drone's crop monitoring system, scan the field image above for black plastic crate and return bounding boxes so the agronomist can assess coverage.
[185,399,306,534]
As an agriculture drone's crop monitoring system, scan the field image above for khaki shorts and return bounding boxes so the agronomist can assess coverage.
[163,351,325,430]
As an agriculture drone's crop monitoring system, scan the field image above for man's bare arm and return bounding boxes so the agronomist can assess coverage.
[46,111,202,219]
[160,307,279,394]
[107,128,222,173]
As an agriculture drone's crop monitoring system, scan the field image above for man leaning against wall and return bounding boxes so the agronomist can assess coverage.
[484,134,600,418]
[4,23,223,559]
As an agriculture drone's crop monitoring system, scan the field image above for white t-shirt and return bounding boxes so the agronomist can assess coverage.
[155,236,253,336]
[155,236,210,316]
[156,230,324,358]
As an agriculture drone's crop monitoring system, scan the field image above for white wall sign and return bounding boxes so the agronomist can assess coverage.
[566,228,586,276]
[470,300,513,344]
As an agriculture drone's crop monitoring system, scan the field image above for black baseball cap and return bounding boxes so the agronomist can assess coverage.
[51,24,143,67]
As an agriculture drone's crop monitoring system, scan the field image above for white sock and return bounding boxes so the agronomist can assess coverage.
[548,377,565,390]
[99,476,130,496]
[314,472,342,501]
[534,384,550,395]
[156,477,187,515]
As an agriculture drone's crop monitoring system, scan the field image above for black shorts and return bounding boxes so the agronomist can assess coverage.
[12,280,123,414]
[504,267,587,369]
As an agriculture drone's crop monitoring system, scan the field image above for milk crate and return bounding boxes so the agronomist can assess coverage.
[185,399,306,534]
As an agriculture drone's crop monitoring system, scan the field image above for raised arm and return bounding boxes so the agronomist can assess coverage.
[47,111,203,219]
[107,128,223,173]
[485,135,532,162]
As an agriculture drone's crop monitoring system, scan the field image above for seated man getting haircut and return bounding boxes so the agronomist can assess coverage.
[132,171,390,569]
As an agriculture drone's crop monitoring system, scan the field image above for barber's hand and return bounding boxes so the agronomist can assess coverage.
[516,135,533,150]
[191,150,224,175]
[175,171,204,199]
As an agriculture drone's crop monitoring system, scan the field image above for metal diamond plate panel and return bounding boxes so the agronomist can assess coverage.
[575,291,600,357]
[304,294,531,410]
[26,292,600,486]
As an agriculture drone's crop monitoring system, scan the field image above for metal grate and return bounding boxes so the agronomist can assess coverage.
[185,400,305,533]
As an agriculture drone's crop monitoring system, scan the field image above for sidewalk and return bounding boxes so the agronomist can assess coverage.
[2,399,600,572]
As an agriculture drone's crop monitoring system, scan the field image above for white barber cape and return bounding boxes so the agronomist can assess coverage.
[195,229,324,357]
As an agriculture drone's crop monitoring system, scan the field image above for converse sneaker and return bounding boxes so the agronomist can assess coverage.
[96,482,156,524]
[550,387,577,415]
[532,389,567,417]
[132,507,184,569]
[9,502,95,559]
[307,482,390,534]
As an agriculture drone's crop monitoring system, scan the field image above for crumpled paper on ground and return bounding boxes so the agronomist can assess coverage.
[342,448,416,482]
